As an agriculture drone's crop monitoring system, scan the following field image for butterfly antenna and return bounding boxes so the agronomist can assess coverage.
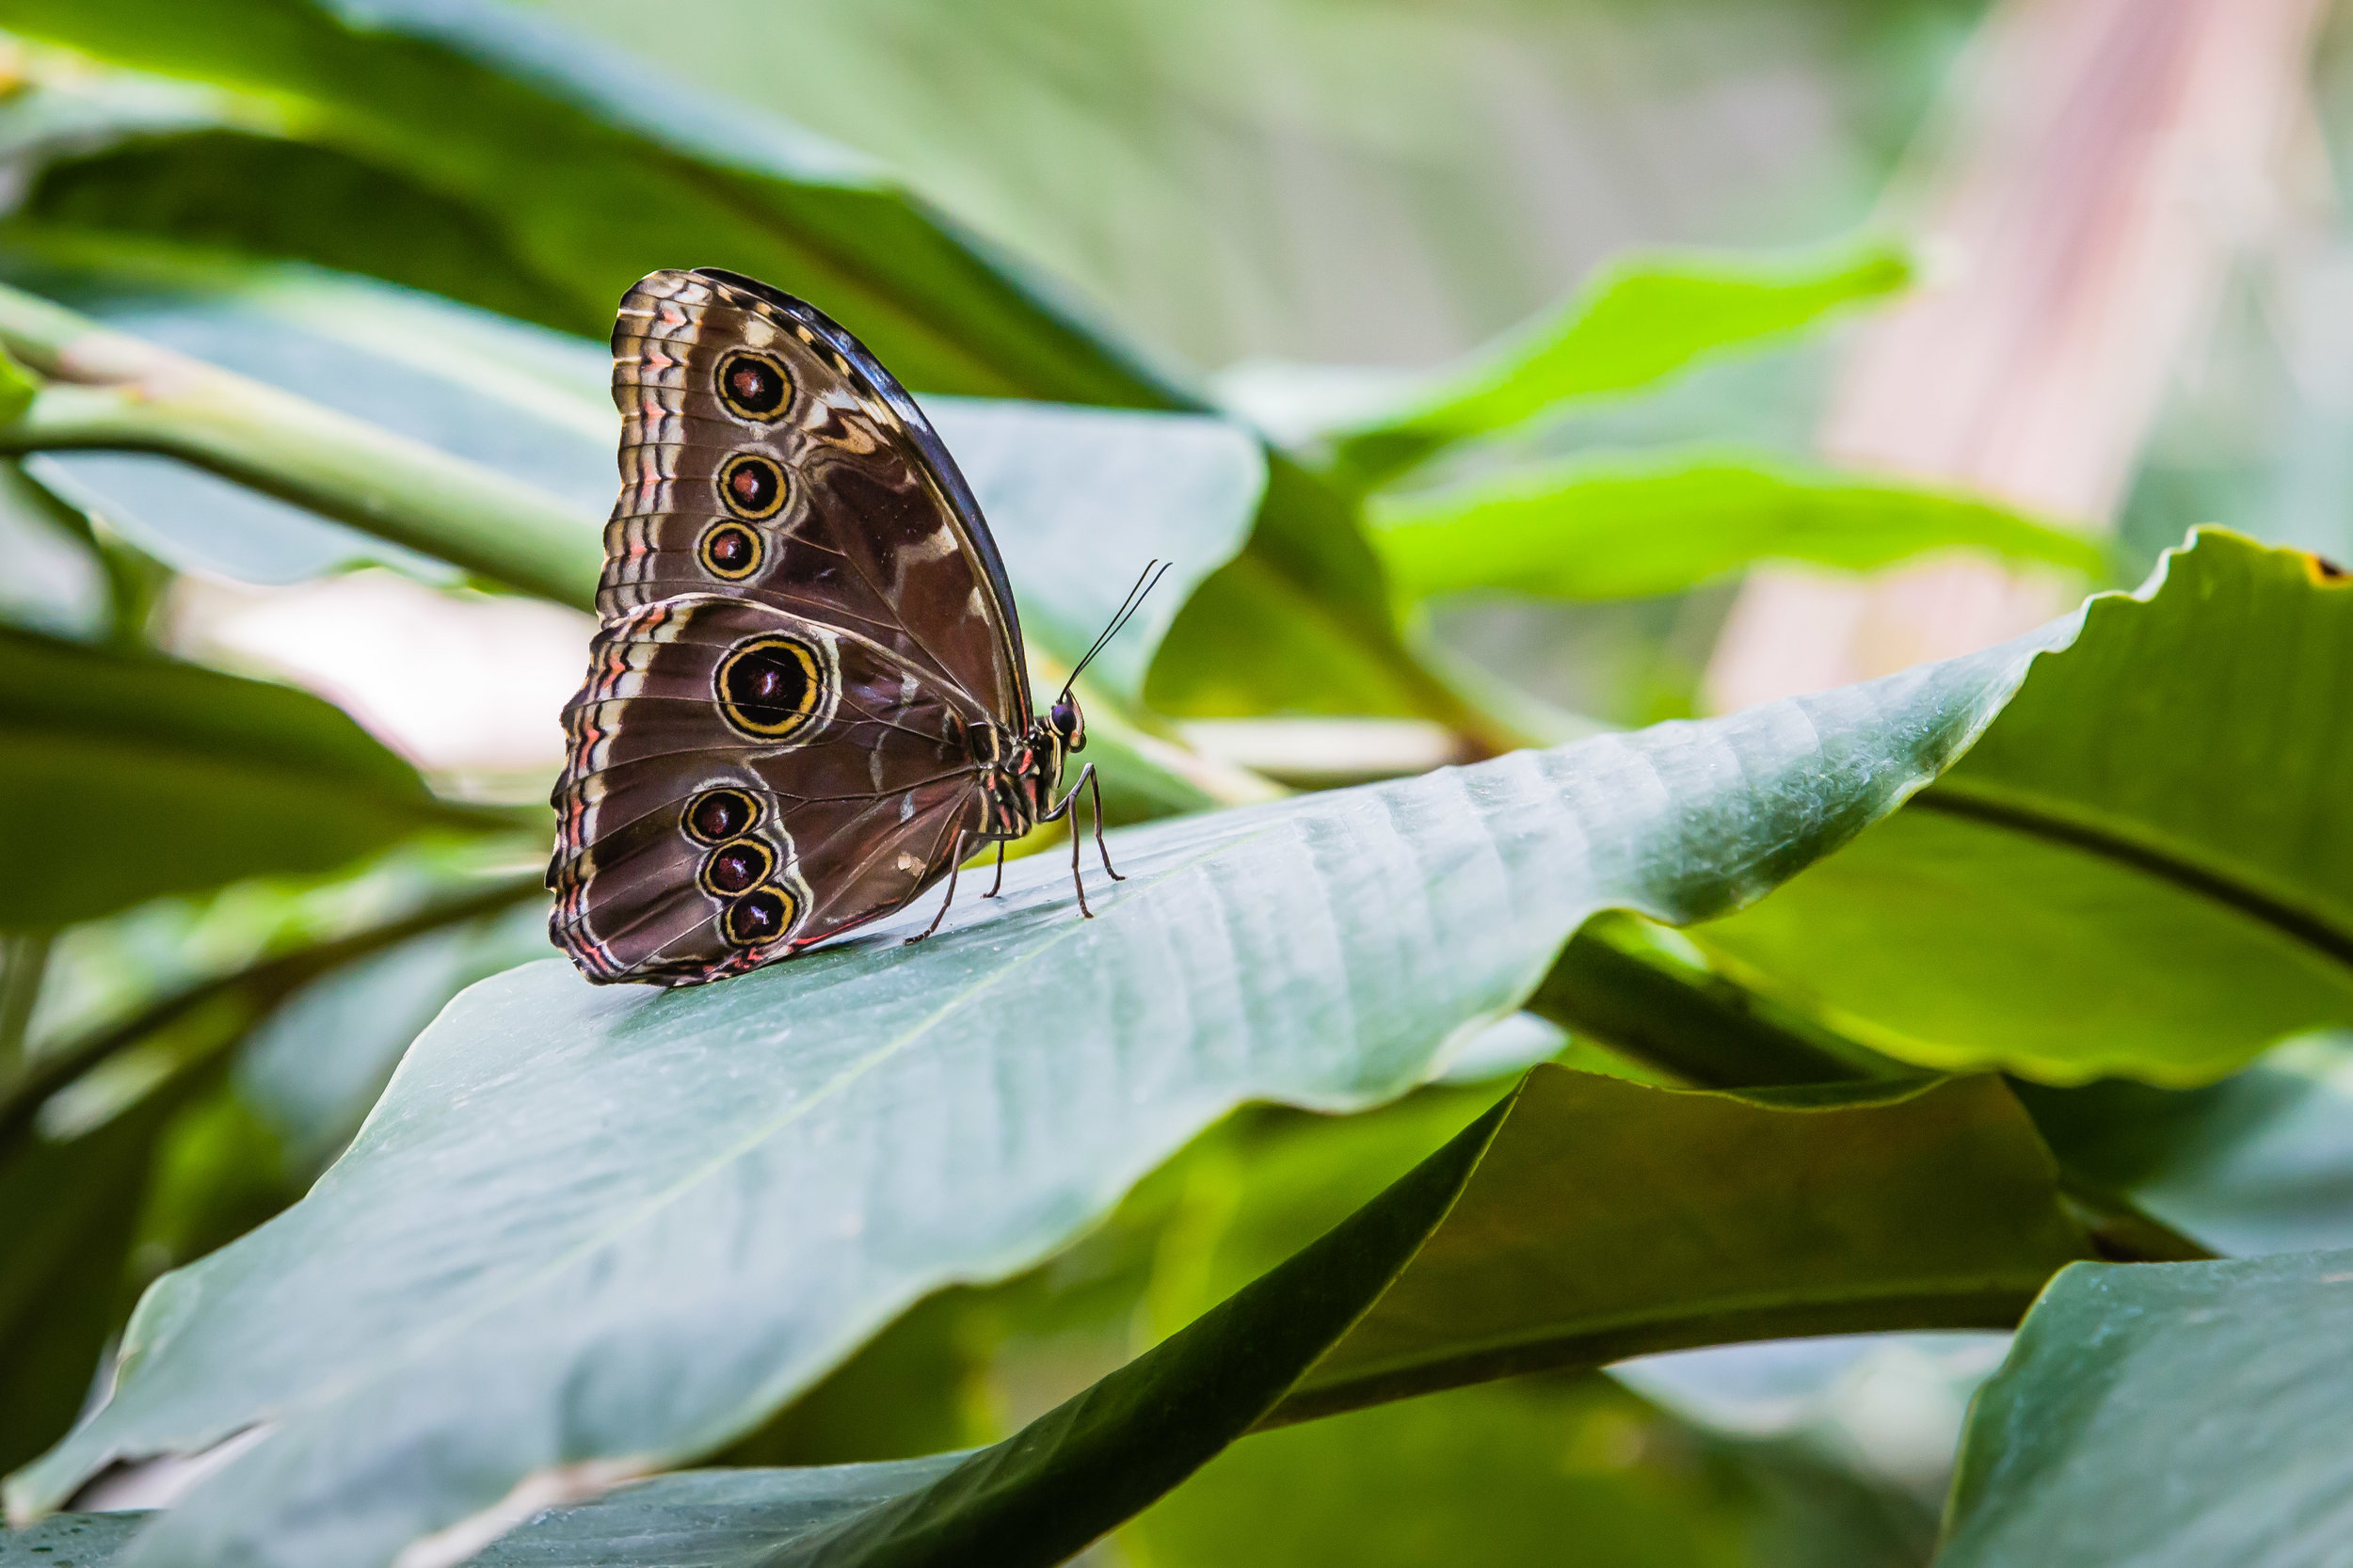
[1063,559,1171,696]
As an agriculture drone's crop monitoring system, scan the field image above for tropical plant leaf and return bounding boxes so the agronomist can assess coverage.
[1697,529,2353,1085]
[21,130,613,337]
[3,597,2089,1567]
[2015,1032,2353,1257]
[0,627,499,929]
[1327,241,1911,484]
[0,1088,184,1476]
[0,258,1280,812]
[0,0,1191,408]
[4,1069,2087,1568]
[1120,1376,1937,1568]
[1937,1248,2353,1567]
[1370,450,2104,602]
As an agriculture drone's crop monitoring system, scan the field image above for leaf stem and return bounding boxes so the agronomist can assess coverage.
[0,282,604,609]
[0,931,54,1098]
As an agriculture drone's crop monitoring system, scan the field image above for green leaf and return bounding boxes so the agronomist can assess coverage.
[0,1088,184,1476]
[2015,1032,2353,1257]
[1122,1377,1936,1568]
[1938,1248,2353,1567]
[1371,449,2105,601]
[21,131,610,338]
[5,1070,2083,1568]
[1262,1073,2089,1424]
[1698,529,2353,1085]
[1329,240,1912,483]
[0,0,1193,408]
[0,340,39,424]
[5,604,2084,1566]
[0,627,500,929]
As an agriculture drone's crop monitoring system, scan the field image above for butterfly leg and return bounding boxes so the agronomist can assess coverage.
[1084,764,1124,882]
[906,829,970,945]
[983,841,1007,898]
[1064,797,1094,919]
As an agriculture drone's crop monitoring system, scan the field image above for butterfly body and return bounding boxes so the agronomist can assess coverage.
[549,268,1114,987]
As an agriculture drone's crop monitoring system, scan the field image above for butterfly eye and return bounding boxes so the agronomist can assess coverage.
[1050,697,1084,748]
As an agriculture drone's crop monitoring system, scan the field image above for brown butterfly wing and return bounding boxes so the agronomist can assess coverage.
[600,267,1027,724]
[551,597,989,985]
[549,267,1034,986]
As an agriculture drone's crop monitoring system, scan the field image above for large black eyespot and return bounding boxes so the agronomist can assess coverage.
[718,454,787,520]
[716,350,790,420]
[682,787,761,845]
[697,521,763,581]
[698,837,776,897]
[715,634,825,739]
[722,885,796,947]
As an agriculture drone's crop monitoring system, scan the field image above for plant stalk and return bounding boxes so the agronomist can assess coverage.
[0,281,605,609]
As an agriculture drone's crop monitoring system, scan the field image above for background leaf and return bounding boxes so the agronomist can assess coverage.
[1697,530,2353,1085]
[1327,240,1911,483]
[1370,451,2103,602]
[1938,1249,2353,1567]
[0,0,1193,408]
[0,628,497,929]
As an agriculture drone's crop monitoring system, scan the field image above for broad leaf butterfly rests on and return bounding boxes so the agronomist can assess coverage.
[549,268,1164,986]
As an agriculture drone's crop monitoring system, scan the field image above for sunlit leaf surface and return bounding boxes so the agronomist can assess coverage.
[1372,450,2102,601]
[6,607,2076,1568]
[1700,531,2353,1084]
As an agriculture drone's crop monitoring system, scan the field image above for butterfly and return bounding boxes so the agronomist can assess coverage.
[548,267,1159,986]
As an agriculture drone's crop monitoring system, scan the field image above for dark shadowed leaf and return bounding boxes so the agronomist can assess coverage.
[0,627,498,928]
[0,0,1191,408]
[7,1070,2082,1568]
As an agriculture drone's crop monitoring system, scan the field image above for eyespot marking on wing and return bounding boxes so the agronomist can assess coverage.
[714,632,837,742]
[716,348,791,421]
[698,521,765,581]
[718,454,788,521]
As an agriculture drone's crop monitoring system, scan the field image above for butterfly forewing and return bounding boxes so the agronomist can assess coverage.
[550,270,1031,985]
[602,269,1025,720]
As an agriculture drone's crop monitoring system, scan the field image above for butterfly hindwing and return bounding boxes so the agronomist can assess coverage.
[552,596,990,984]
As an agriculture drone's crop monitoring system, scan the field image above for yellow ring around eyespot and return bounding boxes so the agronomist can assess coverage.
[680,786,763,846]
[696,835,777,899]
[715,349,792,422]
[696,521,765,581]
[714,634,824,740]
[721,882,800,948]
[716,454,788,521]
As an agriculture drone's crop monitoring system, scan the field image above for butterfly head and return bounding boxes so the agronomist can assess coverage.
[1048,694,1086,753]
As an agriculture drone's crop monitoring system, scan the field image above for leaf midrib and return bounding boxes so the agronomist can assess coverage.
[1913,781,2353,971]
